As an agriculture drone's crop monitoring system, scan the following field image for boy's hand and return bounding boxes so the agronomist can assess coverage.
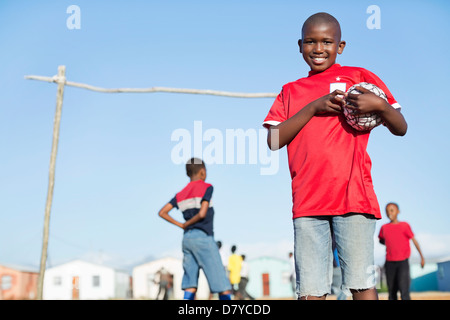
[311,89,346,115]
[344,86,388,114]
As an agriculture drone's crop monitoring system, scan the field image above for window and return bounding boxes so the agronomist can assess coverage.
[1,275,12,290]
[438,265,444,279]
[54,276,62,286]
[92,275,100,287]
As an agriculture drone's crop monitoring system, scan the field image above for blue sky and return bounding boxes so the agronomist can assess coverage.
[1,0,449,271]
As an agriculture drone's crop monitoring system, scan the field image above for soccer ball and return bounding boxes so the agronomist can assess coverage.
[343,82,387,131]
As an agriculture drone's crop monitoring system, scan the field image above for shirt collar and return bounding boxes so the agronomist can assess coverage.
[308,63,341,77]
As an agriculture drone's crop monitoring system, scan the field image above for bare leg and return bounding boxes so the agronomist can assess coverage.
[351,287,378,300]
[299,294,327,300]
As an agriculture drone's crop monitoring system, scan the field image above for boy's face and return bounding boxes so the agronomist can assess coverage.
[299,22,345,73]
[385,204,399,222]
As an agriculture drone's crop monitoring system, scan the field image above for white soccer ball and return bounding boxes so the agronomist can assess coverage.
[343,82,387,131]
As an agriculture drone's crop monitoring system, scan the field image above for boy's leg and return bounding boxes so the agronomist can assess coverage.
[183,288,197,300]
[332,213,377,300]
[351,287,379,300]
[181,231,200,299]
[293,216,333,299]
[385,261,399,300]
[189,230,232,299]
[398,259,411,300]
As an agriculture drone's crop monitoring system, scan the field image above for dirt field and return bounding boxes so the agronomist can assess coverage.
[268,291,450,300]
[328,291,450,300]
[378,291,450,300]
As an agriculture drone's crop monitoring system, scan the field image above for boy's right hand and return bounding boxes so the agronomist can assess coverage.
[310,90,345,115]
[267,89,345,151]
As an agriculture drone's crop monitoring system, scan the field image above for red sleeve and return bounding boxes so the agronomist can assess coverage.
[404,222,414,239]
[360,68,401,110]
[263,87,287,128]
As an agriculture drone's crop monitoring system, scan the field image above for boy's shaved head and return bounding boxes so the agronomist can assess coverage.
[302,12,341,41]
[299,12,345,73]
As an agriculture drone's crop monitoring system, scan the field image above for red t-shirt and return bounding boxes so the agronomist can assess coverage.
[378,222,414,261]
[263,64,401,219]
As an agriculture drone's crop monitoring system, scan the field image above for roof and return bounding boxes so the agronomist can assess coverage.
[135,256,181,266]
[0,262,39,273]
[437,256,450,264]
[46,259,129,274]
[248,256,290,263]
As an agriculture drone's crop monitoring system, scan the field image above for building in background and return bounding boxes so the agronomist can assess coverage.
[247,256,292,299]
[437,257,450,292]
[0,263,38,300]
[43,259,130,300]
[132,256,210,300]
[410,262,438,292]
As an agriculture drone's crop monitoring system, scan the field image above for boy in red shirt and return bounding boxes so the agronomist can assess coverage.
[379,202,425,300]
[263,12,407,300]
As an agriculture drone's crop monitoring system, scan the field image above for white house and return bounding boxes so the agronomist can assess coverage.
[132,256,210,300]
[43,260,130,300]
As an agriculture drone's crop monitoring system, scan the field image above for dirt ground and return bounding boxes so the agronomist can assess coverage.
[328,291,450,300]
[378,291,450,300]
[265,291,450,300]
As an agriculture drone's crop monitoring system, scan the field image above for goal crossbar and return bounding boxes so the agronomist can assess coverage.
[25,74,278,98]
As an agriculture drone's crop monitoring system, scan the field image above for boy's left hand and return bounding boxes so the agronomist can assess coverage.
[420,257,425,268]
[344,86,388,114]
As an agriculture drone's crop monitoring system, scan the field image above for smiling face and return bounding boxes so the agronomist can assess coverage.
[299,19,345,73]
[386,203,400,223]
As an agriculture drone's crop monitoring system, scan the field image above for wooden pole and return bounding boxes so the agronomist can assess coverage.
[36,65,66,300]
[24,74,277,98]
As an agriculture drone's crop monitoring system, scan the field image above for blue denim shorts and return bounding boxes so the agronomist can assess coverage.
[293,213,377,298]
[182,228,231,293]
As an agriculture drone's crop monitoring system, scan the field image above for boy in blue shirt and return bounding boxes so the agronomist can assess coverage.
[158,158,231,300]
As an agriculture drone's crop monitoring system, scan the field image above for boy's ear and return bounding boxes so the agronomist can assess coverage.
[298,39,303,53]
[337,40,346,54]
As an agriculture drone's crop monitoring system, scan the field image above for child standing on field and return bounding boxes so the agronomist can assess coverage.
[227,245,242,298]
[379,202,425,300]
[158,158,231,300]
[263,12,407,300]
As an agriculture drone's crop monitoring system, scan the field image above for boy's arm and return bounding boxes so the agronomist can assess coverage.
[158,203,185,229]
[378,227,385,245]
[182,200,209,229]
[267,90,346,150]
[345,86,407,136]
[411,237,425,268]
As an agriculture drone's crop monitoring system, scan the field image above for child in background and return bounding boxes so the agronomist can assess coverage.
[228,245,242,298]
[158,158,231,300]
[379,202,425,300]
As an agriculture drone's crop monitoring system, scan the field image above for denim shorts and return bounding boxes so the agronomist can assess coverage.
[293,213,377,298]
[182,228,231,293]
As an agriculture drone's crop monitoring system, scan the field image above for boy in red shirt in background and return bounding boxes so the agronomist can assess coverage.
[379,202,425,300]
